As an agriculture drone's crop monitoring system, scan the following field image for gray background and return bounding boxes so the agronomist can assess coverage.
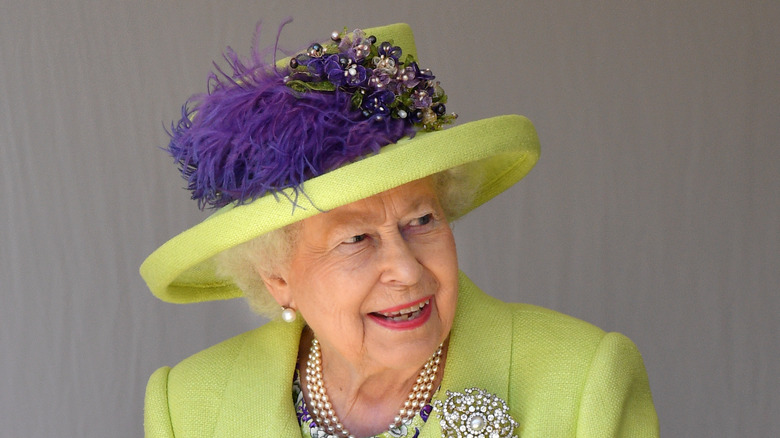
[1,1,777,436]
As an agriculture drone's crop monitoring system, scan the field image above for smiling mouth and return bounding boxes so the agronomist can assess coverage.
[373,299,430,322]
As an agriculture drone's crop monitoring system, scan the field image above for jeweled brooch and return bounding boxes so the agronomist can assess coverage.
[433,388,519,438]
[285,28,457,131]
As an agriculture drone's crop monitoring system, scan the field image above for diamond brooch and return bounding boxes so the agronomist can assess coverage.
[433,388,519,438]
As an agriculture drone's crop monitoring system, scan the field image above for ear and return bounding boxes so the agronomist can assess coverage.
[260,268,296,309]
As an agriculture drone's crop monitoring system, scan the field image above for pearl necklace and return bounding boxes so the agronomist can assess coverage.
[305,338,443,438]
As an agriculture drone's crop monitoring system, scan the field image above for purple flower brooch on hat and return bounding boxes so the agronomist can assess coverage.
[167,23,457,210]
[286,28,456,130]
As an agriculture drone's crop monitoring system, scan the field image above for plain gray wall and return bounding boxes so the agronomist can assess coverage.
[1,1,777,436]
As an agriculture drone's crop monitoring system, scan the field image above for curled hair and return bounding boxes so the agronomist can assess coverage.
[215,166,477,318]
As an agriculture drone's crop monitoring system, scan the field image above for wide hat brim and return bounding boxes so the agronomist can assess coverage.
[140,24,540,303]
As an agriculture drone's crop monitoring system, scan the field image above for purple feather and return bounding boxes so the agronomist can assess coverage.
[167,21,415,209]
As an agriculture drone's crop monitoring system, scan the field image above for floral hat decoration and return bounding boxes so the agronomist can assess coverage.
[140,21,540,303]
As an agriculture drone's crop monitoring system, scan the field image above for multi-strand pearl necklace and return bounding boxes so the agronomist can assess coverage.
[305,338,443,438]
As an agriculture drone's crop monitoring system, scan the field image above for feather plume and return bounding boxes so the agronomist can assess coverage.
[167,22,415,209]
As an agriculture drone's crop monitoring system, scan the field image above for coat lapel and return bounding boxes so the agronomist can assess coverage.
[213,318,305,437]
[419,271,514,438]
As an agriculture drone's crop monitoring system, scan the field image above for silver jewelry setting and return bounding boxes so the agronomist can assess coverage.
[434,387,518,438]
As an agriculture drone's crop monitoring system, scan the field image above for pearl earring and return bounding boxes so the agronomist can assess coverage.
[281,306,297,323]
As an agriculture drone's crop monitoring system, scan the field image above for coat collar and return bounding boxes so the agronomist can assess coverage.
[418,272,514,437]
[212,317,305,437]
[211,271,512,437]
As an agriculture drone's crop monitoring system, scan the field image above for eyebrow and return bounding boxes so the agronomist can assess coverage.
[323,192,439,233]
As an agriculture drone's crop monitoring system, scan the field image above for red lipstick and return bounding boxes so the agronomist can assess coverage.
[369,297,433,330]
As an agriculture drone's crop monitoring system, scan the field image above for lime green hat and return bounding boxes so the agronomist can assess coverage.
[140,22,540,304]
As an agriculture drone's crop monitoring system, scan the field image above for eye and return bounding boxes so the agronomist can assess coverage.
[410,213,434,227]
[342,234,367,244]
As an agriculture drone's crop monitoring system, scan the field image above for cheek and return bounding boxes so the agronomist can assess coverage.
[293,265,372,321]
[438,236,460,311]
[420,234,459,318]
[429,232,459,279]
[438,271,459,318]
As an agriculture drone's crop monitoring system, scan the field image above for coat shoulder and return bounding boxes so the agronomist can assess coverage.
[146,325,277,438]
[501,302,657,436]
[167,328,257,385]
[505,302,607,380]
[508,302,606,344]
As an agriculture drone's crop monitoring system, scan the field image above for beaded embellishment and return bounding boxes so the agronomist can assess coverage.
[285,28,457,131]
[433,388,519,438]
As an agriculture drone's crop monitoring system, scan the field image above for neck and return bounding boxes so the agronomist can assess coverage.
[298,328,447,437]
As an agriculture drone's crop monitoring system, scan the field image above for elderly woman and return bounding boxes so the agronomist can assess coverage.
[141,22,658,437]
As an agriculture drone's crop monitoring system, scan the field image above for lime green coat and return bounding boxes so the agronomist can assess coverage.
[145,272,659,437]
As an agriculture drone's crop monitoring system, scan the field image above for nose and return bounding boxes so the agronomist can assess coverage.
[377,231,423,287]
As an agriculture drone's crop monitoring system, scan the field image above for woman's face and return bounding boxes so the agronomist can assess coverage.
[264,177,459,372]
